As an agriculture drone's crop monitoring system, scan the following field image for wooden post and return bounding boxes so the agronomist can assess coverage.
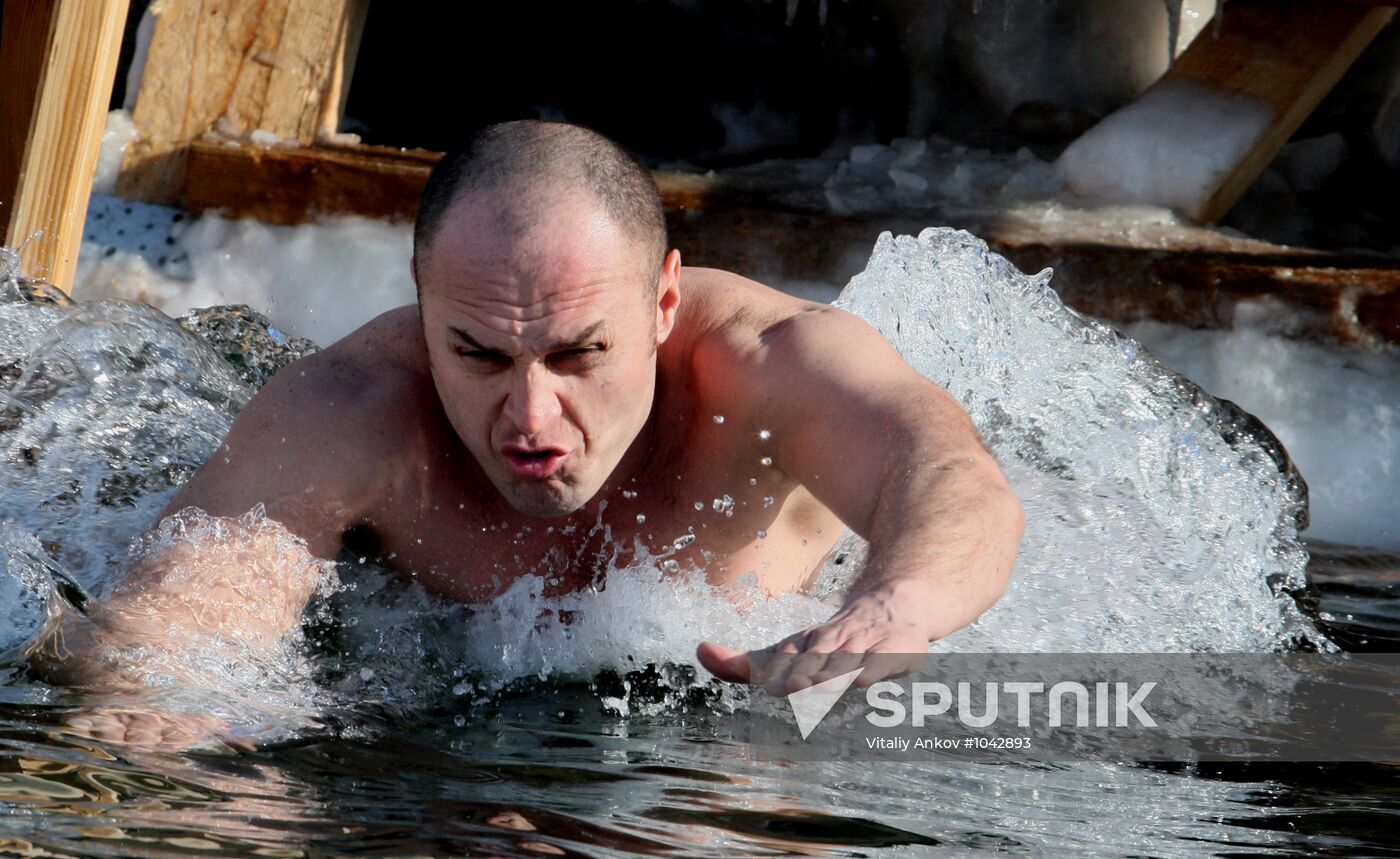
[117,0,370,205]
[0,0,131,292]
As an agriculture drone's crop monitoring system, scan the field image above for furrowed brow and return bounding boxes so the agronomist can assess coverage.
[448,327,499,352]
[543,320,608,352]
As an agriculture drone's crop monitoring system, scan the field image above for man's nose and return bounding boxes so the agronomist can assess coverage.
[502,363,562,436]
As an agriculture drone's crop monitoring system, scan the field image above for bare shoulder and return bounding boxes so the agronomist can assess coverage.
[680,267,873,398]
[161,306,440,550]
[274,305,431,409]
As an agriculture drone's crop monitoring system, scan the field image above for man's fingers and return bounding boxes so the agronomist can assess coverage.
[851,648,926,687]
[808,651,867,687]
[695,642,751,683]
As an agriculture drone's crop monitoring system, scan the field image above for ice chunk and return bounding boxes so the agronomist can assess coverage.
[888,167,930,195]
[1057,79,1274,218]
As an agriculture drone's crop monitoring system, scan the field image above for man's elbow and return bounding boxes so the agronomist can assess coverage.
[980,476,1024,609]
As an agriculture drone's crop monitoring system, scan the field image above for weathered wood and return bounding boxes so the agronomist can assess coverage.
[990,239,1400,348]
[0,0,131,292]
[318,0,369,141]
[172,138,1400,348]
[184,139,437,222]
[181,139,728,223]
[0,2,56,235]
[117,0,368,204]
[1060,0,1394,224]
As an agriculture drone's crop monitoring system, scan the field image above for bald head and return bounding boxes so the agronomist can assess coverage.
[413,121,668,288]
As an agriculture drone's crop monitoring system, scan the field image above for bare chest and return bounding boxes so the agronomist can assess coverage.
[358,427,842,603]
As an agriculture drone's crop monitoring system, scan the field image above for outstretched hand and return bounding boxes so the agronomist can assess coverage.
[697,581,932,694]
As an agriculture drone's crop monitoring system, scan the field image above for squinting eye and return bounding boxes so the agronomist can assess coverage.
[453,347,508,367]
[549,345,604,369]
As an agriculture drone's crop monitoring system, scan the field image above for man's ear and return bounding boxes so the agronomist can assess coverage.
[655,249,682,346]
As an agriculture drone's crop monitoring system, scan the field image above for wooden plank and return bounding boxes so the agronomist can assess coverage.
[182,139,729,223]
[1059,0,1394,224]
[0,2,58,237]
[0,0,131,292]
[184,139,437,223]
[317,0,369,141]
[117,0,366,204]
[173,138,1400,348]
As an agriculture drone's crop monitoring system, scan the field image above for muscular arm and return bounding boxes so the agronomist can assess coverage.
[697,306,1024,690]
[28,342,383,696]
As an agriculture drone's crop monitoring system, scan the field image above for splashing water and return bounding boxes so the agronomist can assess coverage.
[832,228,1316,652]
[0,230,1371,856]
[0,228,1322,739]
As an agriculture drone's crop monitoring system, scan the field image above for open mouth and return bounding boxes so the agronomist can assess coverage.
[501,447,566,479]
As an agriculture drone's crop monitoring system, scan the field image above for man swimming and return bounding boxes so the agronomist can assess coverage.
[33,121,1023,737]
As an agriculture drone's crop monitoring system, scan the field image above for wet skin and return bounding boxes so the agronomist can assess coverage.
[34,189,1024,746]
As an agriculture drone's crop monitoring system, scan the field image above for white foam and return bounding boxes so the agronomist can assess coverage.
[77,208,415,346]
[1127,317,1400,550]
[90,111,138,196]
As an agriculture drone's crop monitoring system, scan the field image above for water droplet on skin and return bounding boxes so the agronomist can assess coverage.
[661,559,680,573]
[760,457,773,467]
[636,514,646,524]
[694,501,704,511]
[758,429,771,441]
[622,490,637,499]
[763,496,774,507]
[672,534,696,550]
[756,530,766,539]
[712,495,734,515]
[713,415,725,424]
[801,539,807,545]
[748,477,757,486]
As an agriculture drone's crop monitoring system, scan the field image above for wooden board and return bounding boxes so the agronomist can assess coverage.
[117,0,368,205]
[1060,0,1394,224]
[0,0,131,292]
[173,138,1400,348]
[181,139,728,223]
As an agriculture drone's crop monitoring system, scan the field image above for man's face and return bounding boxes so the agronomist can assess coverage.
[415,189,676,518]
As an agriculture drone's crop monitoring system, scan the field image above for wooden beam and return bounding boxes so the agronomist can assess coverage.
[1059,0,1394,223]
[0,0,131,292]
[318,0,369,141]
[181,139,728,223]
[171,138,1400,348]
[117,0,368,205]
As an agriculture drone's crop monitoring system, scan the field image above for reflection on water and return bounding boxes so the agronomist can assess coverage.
[1,668,1398,857]
[0,231,1396,855]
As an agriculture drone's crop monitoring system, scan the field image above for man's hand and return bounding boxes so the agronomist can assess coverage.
[697,579,934,694]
